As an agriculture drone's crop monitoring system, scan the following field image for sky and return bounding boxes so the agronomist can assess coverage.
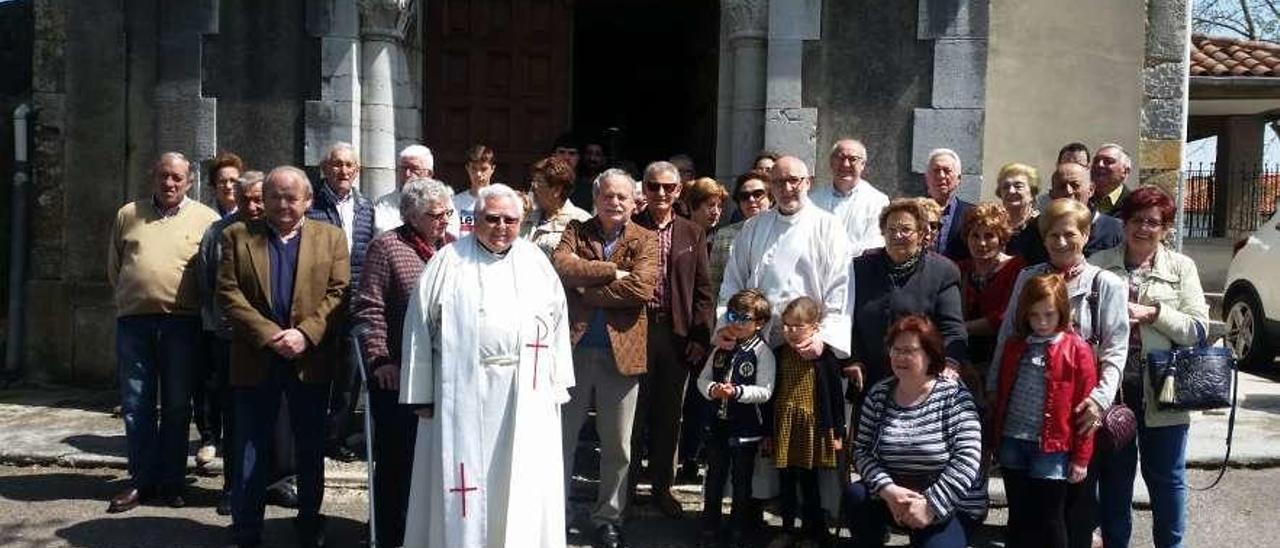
[1184,129,1280,169]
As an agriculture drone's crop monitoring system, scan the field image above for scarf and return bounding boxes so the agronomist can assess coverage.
[397,224,448,263]
[887,250,924,287]
[1054,258,1086,282]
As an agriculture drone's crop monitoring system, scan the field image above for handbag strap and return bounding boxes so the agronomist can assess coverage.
[1193,356,1238,491]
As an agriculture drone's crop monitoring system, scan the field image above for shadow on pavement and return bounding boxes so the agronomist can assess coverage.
[0,388,119,414]
[61,434,128,459]
[0,471,131,504]
[55,515,366,548]
[1241,393,1280,413]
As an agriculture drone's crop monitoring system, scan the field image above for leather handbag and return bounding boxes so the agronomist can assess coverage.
[1145,323,1235,411]
[1084,272,1138,452]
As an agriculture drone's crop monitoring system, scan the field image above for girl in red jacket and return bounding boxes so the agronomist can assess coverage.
[991,273,1097,548]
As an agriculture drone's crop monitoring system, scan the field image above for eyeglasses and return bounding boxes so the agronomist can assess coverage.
[645,181,680,194]
[781,323,815,333]
[482,214,521,226]
[736,189,768,201]
[726,310,756,324]
[888,345,922,357]
[884,226,918,238]
[1126,217,1165,229]
[772,176,809,187]
[423,209,454,222]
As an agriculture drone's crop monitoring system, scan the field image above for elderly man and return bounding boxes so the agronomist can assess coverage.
[628,161,714,517]
[1090,143,1133,215]
[353,177,456,547]
[924,148,975,262]
[219,166,350,547]
[400,183,573,547]
[812,139,891,257]
[1052,162,1124,256]
[197,170,265,515]
[107,152,221,513]
[556,168,658,548]
[372,144,455,234]
[307,142,375,462]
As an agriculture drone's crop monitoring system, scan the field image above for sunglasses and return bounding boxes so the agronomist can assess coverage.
[726,310,756,324]
[645,181,680,194]
[736,189,767,201]
[483,214,521,226]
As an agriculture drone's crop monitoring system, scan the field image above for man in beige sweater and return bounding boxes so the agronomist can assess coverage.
[106,151,220,513]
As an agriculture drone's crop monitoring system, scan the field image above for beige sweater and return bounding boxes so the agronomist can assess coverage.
[108,198,220,317]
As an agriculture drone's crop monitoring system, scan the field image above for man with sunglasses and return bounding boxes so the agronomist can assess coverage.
[629,161,715,519]
[812,139,890,257]
[401,183,574,548]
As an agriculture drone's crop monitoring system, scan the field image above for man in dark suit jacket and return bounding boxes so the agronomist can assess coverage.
[219,166,350,548]
[307,142,376,461]
[630,161,715,519]
[1089,143,1133,216]
[924,148,975,262]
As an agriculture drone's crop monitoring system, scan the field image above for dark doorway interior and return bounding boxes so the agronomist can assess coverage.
[572,0,719,177]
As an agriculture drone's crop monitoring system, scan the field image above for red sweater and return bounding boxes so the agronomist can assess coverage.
[991,332,1098,467]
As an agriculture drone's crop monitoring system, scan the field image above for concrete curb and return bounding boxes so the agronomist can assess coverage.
[0,451,371,489]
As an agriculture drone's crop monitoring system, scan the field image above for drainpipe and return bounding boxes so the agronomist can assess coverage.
[5,103,31,384]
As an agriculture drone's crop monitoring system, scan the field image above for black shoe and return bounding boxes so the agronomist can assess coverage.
[216,492,232,516]
[265,478,299,509]
[325,443,359,463]
[595,523,628,548]
[294,514,327,547]
[157,485,186,508]
[675,461,701,485]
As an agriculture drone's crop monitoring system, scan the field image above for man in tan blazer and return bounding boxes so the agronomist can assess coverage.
[554,168,657,548]
[218,166,349,548]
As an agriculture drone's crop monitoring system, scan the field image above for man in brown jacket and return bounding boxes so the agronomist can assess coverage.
[630,160,716,518]
[218,166,350,548]
[555,168,657,548]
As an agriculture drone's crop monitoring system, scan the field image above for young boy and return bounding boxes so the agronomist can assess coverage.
[696,288,776,547]
[451,144,496,236]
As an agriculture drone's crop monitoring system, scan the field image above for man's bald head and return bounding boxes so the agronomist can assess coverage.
[769,156,812,214]
[829,139,867,191]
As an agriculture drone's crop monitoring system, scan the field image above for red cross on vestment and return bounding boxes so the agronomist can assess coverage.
[525,322,549,390]
[448,462,479,517]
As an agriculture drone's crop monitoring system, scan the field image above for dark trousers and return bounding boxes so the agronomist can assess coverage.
[779,467,823,533]
[193,332,226,446]
[326,337,361,448]
[631,318,688,491]
[1066,445,1106,548]
[369,388,419,547]
[1003,469,1068,548]
[115,314,199,492]
[231,366,328,544]
[843,482,972,548]
[700,428,757,533]
[209,337,236,493]
[678,376,708,472]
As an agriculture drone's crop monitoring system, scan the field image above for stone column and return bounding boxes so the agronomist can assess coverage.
[305,0,361,173]
[912,0,987,201]
[717,0,768,181]
[154,1,219,198]
[1213,116,1265,239]
[358,0,413,199]
[1138,0,1191,194]
[763,0,821,170]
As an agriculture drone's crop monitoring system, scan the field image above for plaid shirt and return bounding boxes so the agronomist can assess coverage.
[636,210,675,313]
[351,229,451,373]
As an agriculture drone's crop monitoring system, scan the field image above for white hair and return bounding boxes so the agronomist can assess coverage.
[830,138,866,154]
[926,148,962,172]
[593,168,636,198]
[265,165,314,197]
[644,160,681,183]
[476,183,522,212]
[154,151,192,176]
[325,141,360,165]
[1096,143,1131,169]
[235,170,265,195]
[399,177,453,220]
[399,144,435,172]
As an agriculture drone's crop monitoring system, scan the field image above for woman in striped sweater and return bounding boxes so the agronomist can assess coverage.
[845,315,987,548]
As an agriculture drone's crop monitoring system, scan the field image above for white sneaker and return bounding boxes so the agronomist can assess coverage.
[195,443,217,466]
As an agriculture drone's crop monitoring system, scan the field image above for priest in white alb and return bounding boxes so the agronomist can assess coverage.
[399,183,574,548]
[811,138,890,258]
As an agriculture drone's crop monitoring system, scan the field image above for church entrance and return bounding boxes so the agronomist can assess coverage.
[422,0,719,190]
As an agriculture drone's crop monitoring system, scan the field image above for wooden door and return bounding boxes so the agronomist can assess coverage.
[424,0,572,193]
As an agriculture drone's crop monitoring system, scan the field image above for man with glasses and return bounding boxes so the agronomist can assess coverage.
[812,139,890,257]
[401,183,574,548]
[629,161,715,519]
[373,144,452,234]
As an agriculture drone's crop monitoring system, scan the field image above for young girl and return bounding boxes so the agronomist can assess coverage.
[991,273,1097,548]
[696,289,775,547]
[763,296,845,545]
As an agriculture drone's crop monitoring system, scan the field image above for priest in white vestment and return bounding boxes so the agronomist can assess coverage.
[811,139,890,258]
[399,183,574,548]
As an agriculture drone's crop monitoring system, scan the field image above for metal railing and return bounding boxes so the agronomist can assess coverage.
[1180,162,1280,238]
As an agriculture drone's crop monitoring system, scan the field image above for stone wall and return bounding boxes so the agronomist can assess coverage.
[1139,0,1192,194]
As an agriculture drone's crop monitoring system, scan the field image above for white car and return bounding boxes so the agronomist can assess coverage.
[1224,212,1280,368]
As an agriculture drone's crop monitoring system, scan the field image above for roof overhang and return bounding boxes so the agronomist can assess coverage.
[1190,76,1280,117]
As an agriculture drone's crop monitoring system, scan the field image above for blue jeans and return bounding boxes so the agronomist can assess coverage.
[843,482,973,548]
[1097,421,1189,548]
[115,315,200,491]
[999,437,1070,480]
[231,364,329,544]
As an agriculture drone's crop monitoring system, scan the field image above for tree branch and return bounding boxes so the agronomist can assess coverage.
[1195,16,1255,37]
[1241,0,1259,39]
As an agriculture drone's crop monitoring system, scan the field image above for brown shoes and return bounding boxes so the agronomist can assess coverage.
[106,487,146,513]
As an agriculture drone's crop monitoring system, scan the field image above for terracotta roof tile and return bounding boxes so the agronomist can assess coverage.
[1192,34,1280,77]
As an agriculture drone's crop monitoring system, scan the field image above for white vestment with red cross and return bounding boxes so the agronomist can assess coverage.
[400,236,574,548]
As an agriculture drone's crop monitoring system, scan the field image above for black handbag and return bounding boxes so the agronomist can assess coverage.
[1145,323,1235,411]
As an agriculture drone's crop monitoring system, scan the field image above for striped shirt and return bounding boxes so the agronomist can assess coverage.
[855,377,988,522]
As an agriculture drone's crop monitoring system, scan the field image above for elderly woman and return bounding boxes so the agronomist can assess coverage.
[847,198,968,397]
[988,198,1129,548]
[523,155,591,257]
[996,162,1043,261]
[846,315,986,548]
[351,178,456,548]
[685,177,729,245]
[1090,187,1208,548]
[957,202,1026,370]
[709,170,772,290]
[208,151,244,218]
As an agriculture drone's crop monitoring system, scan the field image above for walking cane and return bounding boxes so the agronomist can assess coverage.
[350,327,378,548]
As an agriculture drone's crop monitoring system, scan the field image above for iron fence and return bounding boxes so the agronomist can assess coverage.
[1180,162,1280,238]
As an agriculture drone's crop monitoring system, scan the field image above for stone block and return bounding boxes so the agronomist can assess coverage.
[360,41,396,106]
[1139,138,1183,170]
[764,107,819,171]
[1141,98,1183,140]
[321,37,361,103]
[918,0,989,39]
[329,0,361,38]
[958,174,983,203]
[34,0,66,39]
[32,38,64,94]
[769,0,821,40]
[931,39,986,108]
[305,99,359,166]
[1139,168,1179,196]
[394,105,421,144]
[766,40,805,109]
[1146,0,1188,64]
[73,305,118,385]
[1143,62,1184,100]
[23,280,73,383]
[911,108,984,173]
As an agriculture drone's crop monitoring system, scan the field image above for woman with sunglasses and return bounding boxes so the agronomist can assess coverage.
[709,170,773,290]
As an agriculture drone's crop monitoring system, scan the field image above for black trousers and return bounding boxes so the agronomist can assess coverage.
[779,467,824,533]
[700,428,757,532]
[326,337,361,448]
[1004,469,1069,548]
[209,337,236,493]
[194,331,226,446]
[369,388,419,547]
[1066,444,1108,548]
